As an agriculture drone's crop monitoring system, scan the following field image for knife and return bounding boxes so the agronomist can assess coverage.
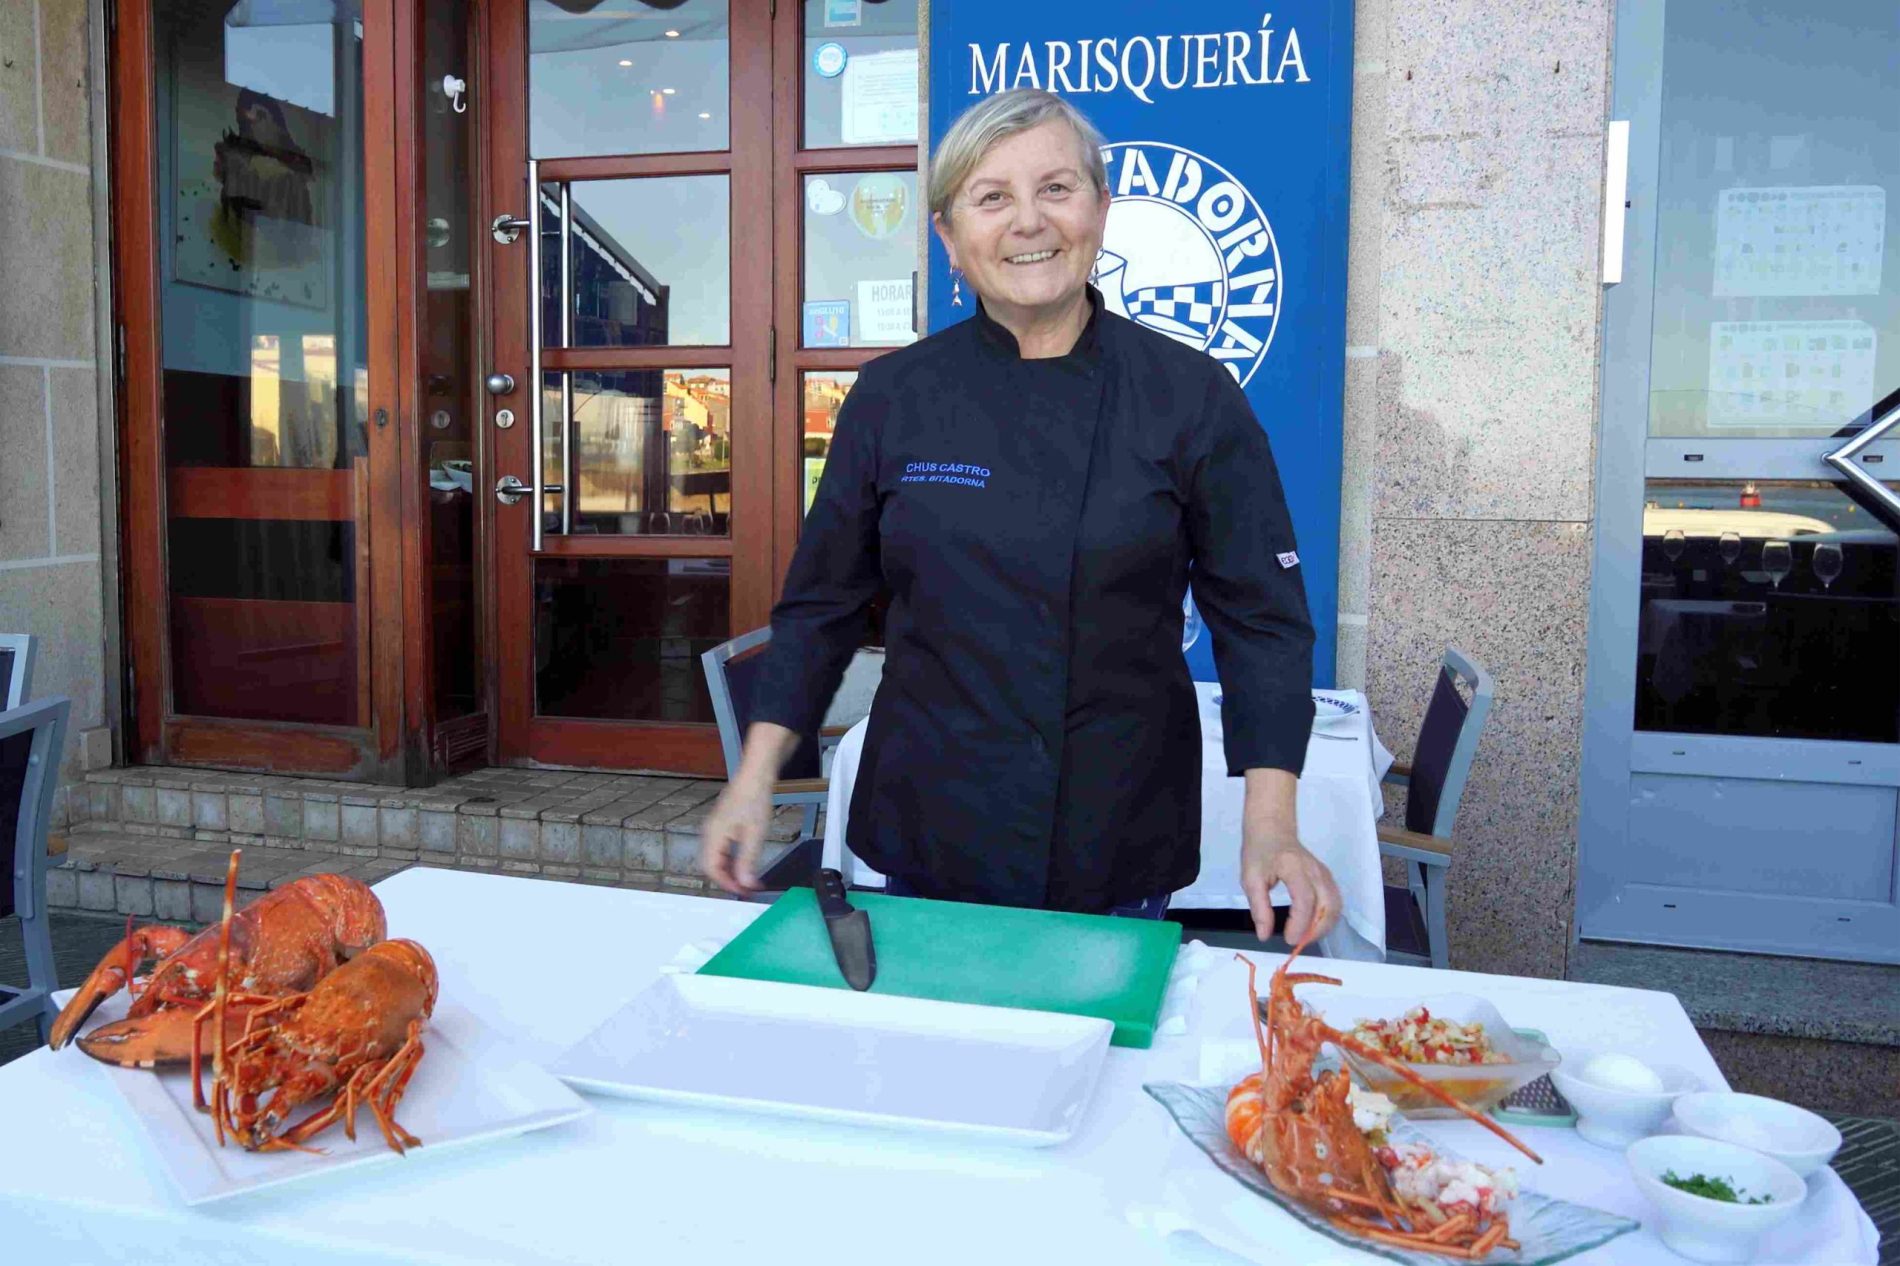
[815,868,877,991]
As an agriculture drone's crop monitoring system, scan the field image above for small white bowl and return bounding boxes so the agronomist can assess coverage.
[1673,1091,1843,1178]
[1551,1057,1696,1148]
[1627,1134,1807,1262]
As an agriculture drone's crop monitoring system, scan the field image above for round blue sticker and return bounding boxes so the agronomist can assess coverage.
[813,42,848,78]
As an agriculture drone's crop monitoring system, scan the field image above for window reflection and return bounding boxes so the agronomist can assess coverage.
[1636,479,1900,741]
[534,557,729,722]
[545,369,732,537]
[801,371,857,512]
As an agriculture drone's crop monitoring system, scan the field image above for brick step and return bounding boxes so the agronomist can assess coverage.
[47,826,415,923]
[66,765,808,895]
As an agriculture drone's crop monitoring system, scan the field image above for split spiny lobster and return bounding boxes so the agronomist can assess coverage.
[1224,929,1543,1260]
[48,863,386,1067]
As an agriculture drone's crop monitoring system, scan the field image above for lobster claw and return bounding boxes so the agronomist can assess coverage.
[75,1003,266,1069]
[73,1009,203,1069]
[47,925,196,1050]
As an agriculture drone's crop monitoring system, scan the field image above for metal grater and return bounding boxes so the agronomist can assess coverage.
[1493,1074,1577,1127]
[1492,1028,1577,1128]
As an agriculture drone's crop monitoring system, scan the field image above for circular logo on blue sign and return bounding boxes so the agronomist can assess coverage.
[1095,142,1282,387]
[813,42,848,78]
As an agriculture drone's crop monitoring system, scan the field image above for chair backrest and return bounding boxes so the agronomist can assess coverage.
[0,696,70,923]
[0,633,33,710]
[700,629,821,782]
[1404,647,1494,839]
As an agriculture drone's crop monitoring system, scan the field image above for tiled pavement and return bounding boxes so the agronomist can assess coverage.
[47,765,811,920]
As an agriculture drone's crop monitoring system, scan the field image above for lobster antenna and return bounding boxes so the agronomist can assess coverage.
[209,849,241,1146]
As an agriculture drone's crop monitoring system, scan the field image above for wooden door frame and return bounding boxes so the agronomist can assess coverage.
[480,0,774,776]
[112,0,410,781]
[768,4,919,590]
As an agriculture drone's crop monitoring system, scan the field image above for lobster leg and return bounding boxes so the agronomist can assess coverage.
[47,924,195,1049]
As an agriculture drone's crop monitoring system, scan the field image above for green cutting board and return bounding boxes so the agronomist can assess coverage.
[698,888,1182,1048]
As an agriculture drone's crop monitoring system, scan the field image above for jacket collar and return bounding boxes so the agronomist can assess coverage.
[971,285,1106,371]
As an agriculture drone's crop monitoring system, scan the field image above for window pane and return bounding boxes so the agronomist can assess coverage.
[802,0,918,149]
[803,171,917,347]
[1636,479,1899,741]
[534,557,729,722]
[802,370,857,512]
[543,368,730,537]
[530,0,728,158]
[541,177,730,348]
[1644,5,1899,438]
[156,2,368,727]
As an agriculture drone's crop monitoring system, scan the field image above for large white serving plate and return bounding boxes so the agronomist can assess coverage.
[63,989,592,1206]
[549,974,1113,1147]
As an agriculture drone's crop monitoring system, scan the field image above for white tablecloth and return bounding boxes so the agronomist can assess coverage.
[825,685,1394,958]
[0,868,1875,1265]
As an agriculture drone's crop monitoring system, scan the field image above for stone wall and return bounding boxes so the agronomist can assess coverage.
[1337,1,1615,978]
[0,0,112,805]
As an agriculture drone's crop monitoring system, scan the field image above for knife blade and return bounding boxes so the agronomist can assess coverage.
[815,868,877,991]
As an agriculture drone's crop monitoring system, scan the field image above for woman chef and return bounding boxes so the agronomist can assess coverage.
[700,89,1340,945]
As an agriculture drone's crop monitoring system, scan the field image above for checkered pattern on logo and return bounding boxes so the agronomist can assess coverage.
[1124,281,1226,341]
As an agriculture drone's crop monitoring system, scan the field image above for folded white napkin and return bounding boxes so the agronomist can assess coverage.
[1155,939,1224,1037]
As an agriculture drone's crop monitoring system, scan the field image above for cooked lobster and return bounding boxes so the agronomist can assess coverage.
[1225,931,1542,1259]
[48,857,386,1068]
[203,932,439,1154]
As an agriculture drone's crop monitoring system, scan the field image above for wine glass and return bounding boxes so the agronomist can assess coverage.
[1662,529,1686,563]
[1719,532,1742,567]
[1811,541,1844,591]
[1761,539,1792,590]
[1182,590,1203,653]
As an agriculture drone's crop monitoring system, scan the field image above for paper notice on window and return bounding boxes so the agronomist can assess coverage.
[1713,186,1885,297]
[841,49,918,146]
[856,278,916,346]
[1706,320,1878,429]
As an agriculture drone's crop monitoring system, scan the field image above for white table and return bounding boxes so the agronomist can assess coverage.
[0,868,1875,1265]
[825,685,1394,959]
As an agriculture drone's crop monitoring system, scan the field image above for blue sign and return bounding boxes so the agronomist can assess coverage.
[803,300,852,348]
[927,3,1353,687]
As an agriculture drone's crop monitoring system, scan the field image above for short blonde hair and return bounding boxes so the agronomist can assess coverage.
[928,89,1109,221]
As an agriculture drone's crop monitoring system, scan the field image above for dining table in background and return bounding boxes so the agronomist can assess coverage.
[824,684,1394,960]
[0,867,1875,1264]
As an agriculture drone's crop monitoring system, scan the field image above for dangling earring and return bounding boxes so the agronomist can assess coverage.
[951,269,964,308]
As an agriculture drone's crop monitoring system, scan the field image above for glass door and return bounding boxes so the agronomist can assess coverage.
[485,0,771,773]
[115,0,403,778]
[1580,0,1900,963]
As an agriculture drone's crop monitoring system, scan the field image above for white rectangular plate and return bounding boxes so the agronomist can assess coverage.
[549,974,1113,1147]
[69,991,592,1206]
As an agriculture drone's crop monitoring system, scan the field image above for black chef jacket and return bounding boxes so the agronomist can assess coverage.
[749,287,1315,913]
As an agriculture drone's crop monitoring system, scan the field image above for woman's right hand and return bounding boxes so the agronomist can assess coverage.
[699,773,775,895]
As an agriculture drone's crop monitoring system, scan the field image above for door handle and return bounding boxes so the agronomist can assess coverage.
[1823,398,1900,529]
[496,475,530,505]
[491,213,531,244]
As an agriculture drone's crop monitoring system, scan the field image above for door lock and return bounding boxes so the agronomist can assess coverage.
[495,475,530,505]
[495,408,516,430]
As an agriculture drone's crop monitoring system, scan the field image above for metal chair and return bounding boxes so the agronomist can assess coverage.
[1377,647,1494,971]
[0,633,34,709]
[0,696,71,1044]
[702,628,849,898]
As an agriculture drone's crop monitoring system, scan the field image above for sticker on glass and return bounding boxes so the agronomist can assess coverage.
[823,0,862,27]
[805,177,845,216]
[813,41,848,79]
[803,300,851,349]
[849,173,908,240]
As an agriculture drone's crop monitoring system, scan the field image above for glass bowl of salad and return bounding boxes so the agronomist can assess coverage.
[1315,993,1561,1119]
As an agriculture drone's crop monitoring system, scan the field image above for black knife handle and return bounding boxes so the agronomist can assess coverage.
[815,867,849,917]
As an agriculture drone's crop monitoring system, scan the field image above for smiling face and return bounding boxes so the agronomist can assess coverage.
[932,120,1111,337]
